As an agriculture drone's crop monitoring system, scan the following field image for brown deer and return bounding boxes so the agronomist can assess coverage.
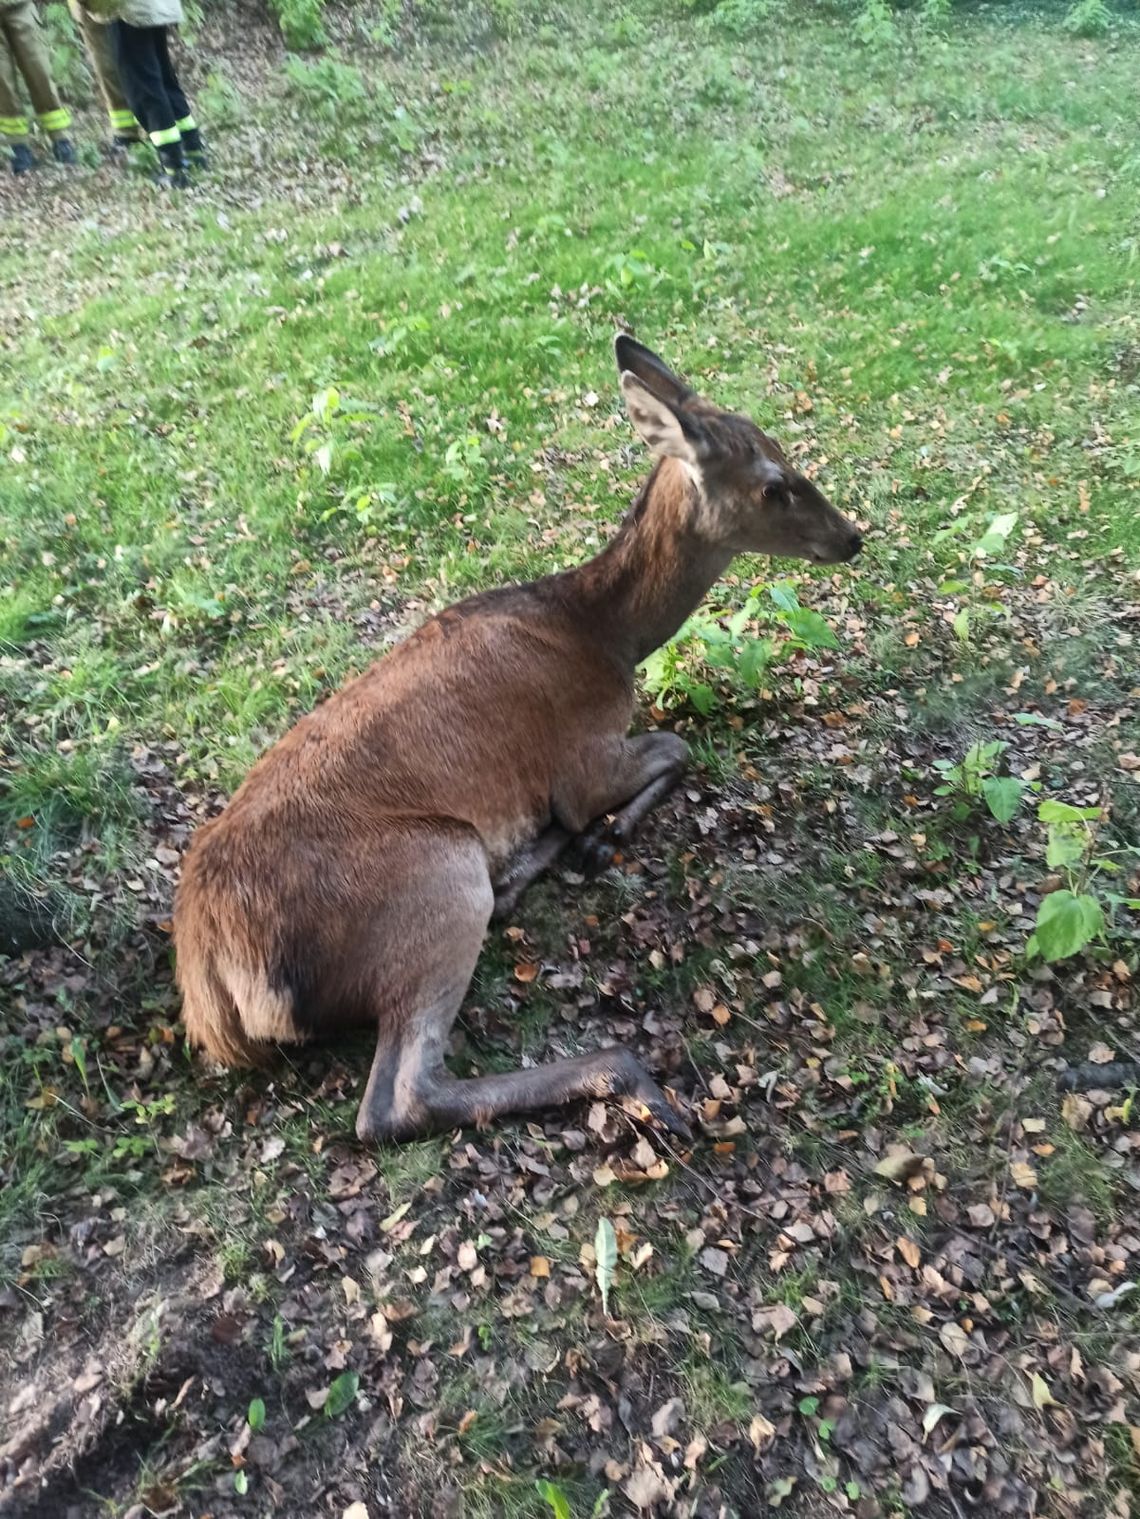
[174,336,863,1142]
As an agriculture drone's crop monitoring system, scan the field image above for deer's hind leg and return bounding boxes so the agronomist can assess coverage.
[354,827,687,1142]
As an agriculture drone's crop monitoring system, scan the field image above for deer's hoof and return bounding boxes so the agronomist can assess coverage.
[572,821,618,878]
[635,1089,692,1142]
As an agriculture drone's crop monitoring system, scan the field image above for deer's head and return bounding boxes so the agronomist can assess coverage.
[616,334,863,566]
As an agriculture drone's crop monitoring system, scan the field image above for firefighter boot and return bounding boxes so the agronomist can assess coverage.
[157,137,190,188]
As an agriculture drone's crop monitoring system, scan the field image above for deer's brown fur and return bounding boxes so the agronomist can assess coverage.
[174,336,863,1141]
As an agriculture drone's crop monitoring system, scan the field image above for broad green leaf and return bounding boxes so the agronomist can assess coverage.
[535,1479,573,1519]
[965,740,1006,771]
[595,1217,617,1317]
[972,511,1019,556]
[738,637,775,687]
[780,607,839,650]
[70,1035,89,1091]
[1032,891,1104,962]
[234,1470,249,1495]
[768,581,799,613]
[247,1397,266,1431]
[312,385,340,418]
[323,1370,360,1419]
[1038,800,1101,824]
[1045,823,1084,870]
[982,776,1024,823]
[952,607,971,642]
[689,683,716,715]
[1013,712,1063,731]
[726,602,753,636]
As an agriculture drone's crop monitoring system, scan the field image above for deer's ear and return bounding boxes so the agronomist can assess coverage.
[620,373,706,463]
[614,334,691,407]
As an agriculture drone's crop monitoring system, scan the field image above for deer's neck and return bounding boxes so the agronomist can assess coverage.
[564,457,733,670]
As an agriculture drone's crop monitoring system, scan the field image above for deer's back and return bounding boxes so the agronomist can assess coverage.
[186,581,632,877]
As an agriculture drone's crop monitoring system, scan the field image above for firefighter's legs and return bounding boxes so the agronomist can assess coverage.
[0,29,30,151]
[1,2,72,143]
[68,0,139,145]
[153,22,203,161]
[112,21,191,183]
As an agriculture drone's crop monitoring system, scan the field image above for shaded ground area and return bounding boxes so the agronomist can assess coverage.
[2,2,1140,1516]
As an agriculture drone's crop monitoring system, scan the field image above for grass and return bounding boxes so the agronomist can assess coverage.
[3,0,1140,1514]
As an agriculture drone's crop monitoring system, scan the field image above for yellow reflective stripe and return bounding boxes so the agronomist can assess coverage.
[0,116,29,136]
[175,115,196,132]
[38,108,72,131]
[149,125,181,146]
[110,109,139,129]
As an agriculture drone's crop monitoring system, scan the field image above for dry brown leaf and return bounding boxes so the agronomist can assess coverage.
[749,1413,776,1451]
[874,1146,927,1184]
[939,1321,970,1357]
[1062,1092,1093,1131]
[897,1235,921,1269]
[752,1303,797,1340]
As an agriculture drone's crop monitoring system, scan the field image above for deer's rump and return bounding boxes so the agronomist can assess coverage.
[174,803,491,1065]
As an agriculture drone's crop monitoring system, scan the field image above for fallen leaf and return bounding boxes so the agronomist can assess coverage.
[699,1247,729,1277]
[897,1235,921,1269]
[651,1397,685,1439]
[595,1217,617,1316]
[766,1475,797,1507]
[922,1402,956,1438]
[749,1412,776,1450]
[752,1303,797,1340]
[939,1321,971,1357]
[623,1463,674,1510]
[1062,1093,1093,1131]
[874,1146,927,1184]
[1031,1372,1059,1410]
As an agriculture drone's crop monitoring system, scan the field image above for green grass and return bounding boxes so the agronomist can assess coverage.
[4,1,1140,1514]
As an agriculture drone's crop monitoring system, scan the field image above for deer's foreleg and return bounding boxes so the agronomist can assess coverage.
[565,730,688,876]
[491,824,573,919]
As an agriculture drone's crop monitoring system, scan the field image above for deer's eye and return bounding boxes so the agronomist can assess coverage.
[761,474,790,505]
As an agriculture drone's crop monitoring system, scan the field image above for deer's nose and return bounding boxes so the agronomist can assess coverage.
[848,530,864,558]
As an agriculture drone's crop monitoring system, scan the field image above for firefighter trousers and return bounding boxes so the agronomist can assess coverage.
[68,1,139,143]
[0,1,71,144]
[112,21,199,155]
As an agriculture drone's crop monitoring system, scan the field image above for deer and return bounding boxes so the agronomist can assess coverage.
[173,335,863,1143]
